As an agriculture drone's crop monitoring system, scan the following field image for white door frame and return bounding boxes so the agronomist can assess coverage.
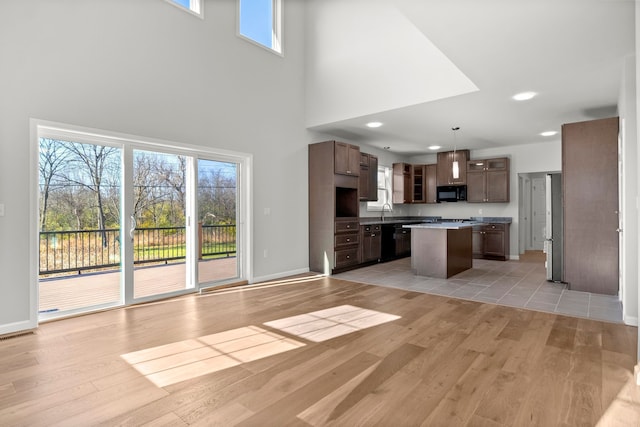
[31,119,252,322]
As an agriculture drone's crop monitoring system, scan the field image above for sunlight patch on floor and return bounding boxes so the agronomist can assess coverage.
[121,325,305,387]
[264,305,401,342]
[121,305,401,387]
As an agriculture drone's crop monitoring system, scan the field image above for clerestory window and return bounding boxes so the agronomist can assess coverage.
[239,0,282,54]
[166,0,202,17]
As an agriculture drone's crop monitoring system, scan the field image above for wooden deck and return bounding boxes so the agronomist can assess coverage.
[39,257,237,313]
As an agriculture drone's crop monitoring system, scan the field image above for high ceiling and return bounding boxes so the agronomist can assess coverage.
[306,0,635,155]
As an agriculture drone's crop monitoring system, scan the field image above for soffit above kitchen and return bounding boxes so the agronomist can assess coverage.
[304,0,635,155]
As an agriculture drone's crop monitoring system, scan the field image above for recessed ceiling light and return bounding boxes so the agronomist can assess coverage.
[512,91,537,101]
[540,131,558,137]
[366,121,383,128]
[428,145,441,150]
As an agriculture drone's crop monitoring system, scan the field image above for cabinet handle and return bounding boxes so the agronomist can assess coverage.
[346,225,351,228]
[346,238,351,242]
[347,170,351,174]
[346,255,350,259]
[371,233,376,237]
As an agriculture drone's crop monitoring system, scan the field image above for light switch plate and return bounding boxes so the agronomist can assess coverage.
[0,204,4,217]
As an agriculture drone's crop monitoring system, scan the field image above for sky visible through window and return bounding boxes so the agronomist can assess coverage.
[240,0,274,49]
[172,0,189,8]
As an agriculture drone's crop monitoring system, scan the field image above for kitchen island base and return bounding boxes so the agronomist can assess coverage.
[410,227,472,279]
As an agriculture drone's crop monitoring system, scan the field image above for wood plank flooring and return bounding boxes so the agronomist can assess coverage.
[1,274,639,426]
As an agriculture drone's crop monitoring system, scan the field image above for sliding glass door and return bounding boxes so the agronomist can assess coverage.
[131,149,194,300]
[36,123,249,320]
[197,159,240,287]
[38,137,123,318]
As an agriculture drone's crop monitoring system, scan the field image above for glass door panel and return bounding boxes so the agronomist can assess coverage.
[132,149,192,299]
[38,137,122,319]
[197,159,239,287]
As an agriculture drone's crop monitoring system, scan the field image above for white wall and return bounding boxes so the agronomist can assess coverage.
[304,0,477,128]
[407,141,562,259]
[620,54,638,326]
[0,0,310,333]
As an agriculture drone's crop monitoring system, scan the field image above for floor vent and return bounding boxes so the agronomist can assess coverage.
[0,330,35,341]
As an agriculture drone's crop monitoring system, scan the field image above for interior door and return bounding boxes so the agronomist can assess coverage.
[531,177,546,250]
[544,174,553,280]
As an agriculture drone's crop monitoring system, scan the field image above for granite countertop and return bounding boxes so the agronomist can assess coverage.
[403,222,477,230]
[359,216,512,226]
[469,216,512,224]
[359,216,440,226]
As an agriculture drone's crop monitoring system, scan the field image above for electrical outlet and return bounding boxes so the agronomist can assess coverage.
[263,249,268,258]
[478,208,483,215]
[0,204,4,217]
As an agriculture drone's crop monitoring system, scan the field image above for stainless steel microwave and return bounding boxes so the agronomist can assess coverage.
[436,185,467,202]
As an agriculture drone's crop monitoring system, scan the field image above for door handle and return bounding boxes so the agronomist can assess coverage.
[129,214,137,241]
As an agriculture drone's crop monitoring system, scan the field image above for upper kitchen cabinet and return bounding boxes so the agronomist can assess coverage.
[392,163,412,203]
[334,141,360,176]
[437,150,470,186]
[359,152,378,201]
[425,164,438,204]
[466,157,510,203]
[412,165,426,203]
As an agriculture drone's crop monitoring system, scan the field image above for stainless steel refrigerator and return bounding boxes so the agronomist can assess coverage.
[544,173,563,281]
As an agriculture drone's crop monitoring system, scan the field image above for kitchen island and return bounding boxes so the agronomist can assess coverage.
[403,223,474,279]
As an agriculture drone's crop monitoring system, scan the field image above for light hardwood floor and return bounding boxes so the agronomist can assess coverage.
[1,273,639,426]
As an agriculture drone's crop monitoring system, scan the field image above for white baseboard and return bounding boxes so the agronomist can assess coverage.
[623,315,638,327]
[510,255,520,260]
[0,319,37,336]
[251,267,311,284]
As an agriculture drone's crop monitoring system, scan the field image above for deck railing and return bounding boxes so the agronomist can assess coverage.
[39,224,236,275]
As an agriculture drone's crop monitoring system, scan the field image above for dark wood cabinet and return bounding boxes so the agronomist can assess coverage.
[472,223,510,260]
[334,141,360,176]
[359,152,378,201]
[563,117,619,295]
[309,141,360,274]
[360,224,381,263]
[334,219,360,268]
[392,162,437,204]
[467,158,509,203]
[437,150,469,186]
[425,164,437,204]
[392,163,412,203]
[412,165,425,203]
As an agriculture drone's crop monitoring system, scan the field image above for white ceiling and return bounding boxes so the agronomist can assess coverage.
[306,0,635,155]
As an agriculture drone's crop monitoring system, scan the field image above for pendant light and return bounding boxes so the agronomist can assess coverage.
[451,126,460,179]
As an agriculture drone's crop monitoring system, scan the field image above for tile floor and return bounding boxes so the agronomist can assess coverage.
[333,251,624,323]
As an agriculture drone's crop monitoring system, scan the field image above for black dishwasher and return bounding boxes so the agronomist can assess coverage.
[381,224,396,261]
[381,223,411,260]
[394,224,411,257]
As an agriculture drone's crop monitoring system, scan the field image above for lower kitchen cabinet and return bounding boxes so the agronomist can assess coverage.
[360,224,381,263]
[472,223,510,260]
[334,219,360,270]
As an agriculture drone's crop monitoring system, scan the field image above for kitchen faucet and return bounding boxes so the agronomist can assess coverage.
[381,203,392,222]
